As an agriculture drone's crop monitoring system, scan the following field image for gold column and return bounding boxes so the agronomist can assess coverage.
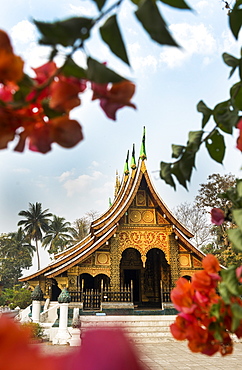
[110,237,121,291]
[168,232,180,288]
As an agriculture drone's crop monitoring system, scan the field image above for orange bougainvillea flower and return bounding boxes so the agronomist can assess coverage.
[0,30,24,83]
[170,277,196,314]
[92,80,136,120]
[50,80,81,112]
[50,117,84,148]
[202,254,221,274]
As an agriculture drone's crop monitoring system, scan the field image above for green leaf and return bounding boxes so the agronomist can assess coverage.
[232,209,242,231]
[100,15,130,65]
[231,316,241,332]
[222,52,239,78]
[205,129,225,164]
[231,302,242,319]
[13,74,34,102]
[221,266,239,296]
[34,17,93,47]
[228,228,242,252]
[236,179,242,198]
[230,82,242,110]
[177,151,196,182]
[213,101,238,134]
[159,0,191,9]
[171,144,185,159]
[91,0,106,11]
[197,100,212,128]
[229,0,242,40]
[218,282,231,304]
[187,130,203,152]
[171,163,187,188]
[87,57,125,83]
[160,162,176,189]
[41,99,63,119]
[135,0,179,47]
[62,58,87,79]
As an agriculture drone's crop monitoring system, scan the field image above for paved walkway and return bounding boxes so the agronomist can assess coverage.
[39,340,242,369]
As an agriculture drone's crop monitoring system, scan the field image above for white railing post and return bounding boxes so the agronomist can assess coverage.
[53,288,71,345]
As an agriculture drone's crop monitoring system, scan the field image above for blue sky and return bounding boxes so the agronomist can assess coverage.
[0,0,241,253]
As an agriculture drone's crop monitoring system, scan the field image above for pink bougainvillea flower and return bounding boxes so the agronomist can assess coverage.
[236,265,242,283]
[236,118,242,151]
[0,316,144,370]
[211,208,225,225]
[202,254,221,274]
[92,80,136,120]
[191,270,219,293]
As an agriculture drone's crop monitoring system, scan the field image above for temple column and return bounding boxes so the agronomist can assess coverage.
[110,237,121,291]
[168,232,180,289]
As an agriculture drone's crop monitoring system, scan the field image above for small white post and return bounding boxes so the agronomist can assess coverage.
[32,300,41,323]
[31,285,44,323]
[53,288,71,345]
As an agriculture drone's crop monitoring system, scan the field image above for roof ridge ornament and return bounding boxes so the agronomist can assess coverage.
[124,150,130,175]
[130,143,136,170]
[139,126,147,160]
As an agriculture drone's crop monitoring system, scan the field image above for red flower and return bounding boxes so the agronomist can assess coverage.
[211,208,225,225]
[170,277,196,313]
[92,80,136,120]
[202,254,221,274]
[236,118,242,151]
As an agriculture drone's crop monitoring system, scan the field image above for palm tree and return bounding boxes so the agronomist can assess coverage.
[18,202,52,270]
[42,215,73,255]
[1,228,35,260]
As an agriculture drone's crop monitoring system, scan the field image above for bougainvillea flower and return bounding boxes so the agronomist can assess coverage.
[32,61,57,84]
[170,315,189,341]
[50,80,81,112]
[170,277,196,313]
[236,265,242,283]
[202,254,221,274]
[0,316,144,370]
[236,117,242,151]
[211,207,225,225]
[0,30,24,83]
[192,270,219,293]
[92,80,136,120]
[50,117,84,148]
[0,107,22,149]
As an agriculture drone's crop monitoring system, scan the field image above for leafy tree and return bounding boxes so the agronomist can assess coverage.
[173,201,213,249]
[42,215,73,255]
[0,285,32,309]
[18,202,52,270]
[195,173,236,212]
[71,217,90,243]
[0,229,35,289]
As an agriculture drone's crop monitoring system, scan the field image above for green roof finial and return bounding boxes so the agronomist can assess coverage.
[130,144,136,170]
[124,150,130,175]
[140,126,147,160]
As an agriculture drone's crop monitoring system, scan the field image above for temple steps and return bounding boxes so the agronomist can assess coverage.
[80,315,176,343]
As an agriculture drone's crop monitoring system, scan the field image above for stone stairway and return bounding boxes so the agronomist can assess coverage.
[80,315,176,343]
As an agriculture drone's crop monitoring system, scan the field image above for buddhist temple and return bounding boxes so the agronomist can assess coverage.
[20,128,205,312]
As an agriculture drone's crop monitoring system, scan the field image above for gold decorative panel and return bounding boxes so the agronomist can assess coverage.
[118,230,168,260]
[129,209,155,224]
[179,245,188,252]
[179,254,191,267]
[147,196,154,207]
[193,257,202,268]
[157,212,169,224]
[82,256,92,265]
[95,252,110,266]
[136,190,146,206]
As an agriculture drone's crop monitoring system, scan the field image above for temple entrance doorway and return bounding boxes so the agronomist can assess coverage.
[120,248,142,306]
[120,247,170,309]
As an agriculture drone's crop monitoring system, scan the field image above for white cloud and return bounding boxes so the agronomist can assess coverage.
[12,167,30,174]
[159,23,217,68]
[68,4,97,17]
[10,20,37,45]
[58,171,73,183]
[62,171,103,197]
